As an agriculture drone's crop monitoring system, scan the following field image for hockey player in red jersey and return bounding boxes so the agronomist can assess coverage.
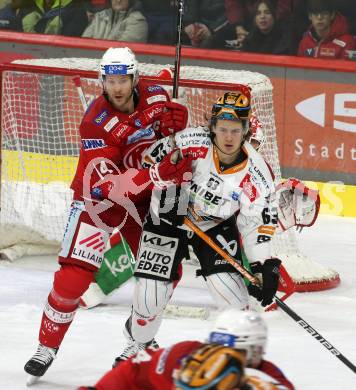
[78,309,294,390]
[24,47,191,384]
[208,308,294,389]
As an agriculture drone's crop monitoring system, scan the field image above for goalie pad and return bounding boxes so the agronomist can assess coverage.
[276,178,320,233]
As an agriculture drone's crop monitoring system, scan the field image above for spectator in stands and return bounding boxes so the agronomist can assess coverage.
[241,0,296,54]
[0,0,32,31]
[22,0,88,36]
[225,0,300,31]
[183,0,228,48]
[85,0,108,23]
[0,0,11,11]
[141,0,176,45]
[82,0,148,43]
[298,0,354,59]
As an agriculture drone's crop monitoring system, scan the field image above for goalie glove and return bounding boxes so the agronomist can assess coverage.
[276,178,320,233]
[248,258,281,307]
[158,101,189,137]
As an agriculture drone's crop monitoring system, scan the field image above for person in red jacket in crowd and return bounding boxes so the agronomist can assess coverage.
[23,46,191,385]
[78,309,295,390]
[297,0,355,59]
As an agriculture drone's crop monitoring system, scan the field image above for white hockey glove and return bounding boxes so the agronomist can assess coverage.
[276,178,320,232]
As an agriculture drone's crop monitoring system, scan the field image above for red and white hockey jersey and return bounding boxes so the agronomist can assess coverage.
[143,127,278,263]
[71,81,170,207]
[79,341,294,390]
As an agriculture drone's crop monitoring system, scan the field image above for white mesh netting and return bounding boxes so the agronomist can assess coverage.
[0,58,339,289]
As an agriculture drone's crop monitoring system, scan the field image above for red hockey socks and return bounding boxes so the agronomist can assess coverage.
[39,265,94,348]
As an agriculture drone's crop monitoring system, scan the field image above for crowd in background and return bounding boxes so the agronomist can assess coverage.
[0,0,355,60]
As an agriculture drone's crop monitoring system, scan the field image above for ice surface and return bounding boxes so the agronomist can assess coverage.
[1,215,356,389]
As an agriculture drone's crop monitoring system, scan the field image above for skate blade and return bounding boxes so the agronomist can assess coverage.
[26,375,40,386]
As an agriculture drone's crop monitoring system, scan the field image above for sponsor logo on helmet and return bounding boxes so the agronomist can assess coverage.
[93,110,109,125]
[127,127,155,144]
[147,85,163,93]
[103,64,128,75]
[209,331,235,347]
[82,139,107,150]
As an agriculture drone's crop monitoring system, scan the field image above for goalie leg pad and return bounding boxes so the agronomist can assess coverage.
[39,265,94,348]
[131,277,174,343]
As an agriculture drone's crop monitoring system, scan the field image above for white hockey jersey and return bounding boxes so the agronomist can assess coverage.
[142,127,277,263]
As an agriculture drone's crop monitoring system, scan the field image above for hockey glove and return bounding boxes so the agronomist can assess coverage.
[110,103,166,144]
[248,258,281,307]
[149,149,192,189]
[158,102,188,137]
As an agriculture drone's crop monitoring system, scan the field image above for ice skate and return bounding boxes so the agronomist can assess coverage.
[24,344,58,386]
[113,319,159,367]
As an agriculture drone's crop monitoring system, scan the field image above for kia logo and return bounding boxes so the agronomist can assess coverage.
[295,93,356,133]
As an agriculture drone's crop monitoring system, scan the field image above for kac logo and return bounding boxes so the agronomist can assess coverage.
[296,93,356,133]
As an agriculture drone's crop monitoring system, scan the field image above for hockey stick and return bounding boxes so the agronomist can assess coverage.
[173,0,184,99]
[184,217,356,374]
[72,75,89,111]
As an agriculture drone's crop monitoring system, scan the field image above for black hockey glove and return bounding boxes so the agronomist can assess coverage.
[248,258,281,307]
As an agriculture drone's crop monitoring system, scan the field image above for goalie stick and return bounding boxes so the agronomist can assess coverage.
[184,217,356,374]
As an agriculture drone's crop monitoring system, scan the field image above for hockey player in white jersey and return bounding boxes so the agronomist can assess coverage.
[113,87,282,365]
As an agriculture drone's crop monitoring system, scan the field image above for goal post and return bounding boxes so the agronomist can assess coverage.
[0,58,340,291]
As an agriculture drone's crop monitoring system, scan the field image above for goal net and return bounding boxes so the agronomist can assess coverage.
[0,58,339,291]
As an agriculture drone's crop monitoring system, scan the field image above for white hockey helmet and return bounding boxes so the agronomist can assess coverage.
[208,308,267,367]
[99,47,139,85]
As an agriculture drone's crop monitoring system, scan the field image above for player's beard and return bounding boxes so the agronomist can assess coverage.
[111,91,133,112]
